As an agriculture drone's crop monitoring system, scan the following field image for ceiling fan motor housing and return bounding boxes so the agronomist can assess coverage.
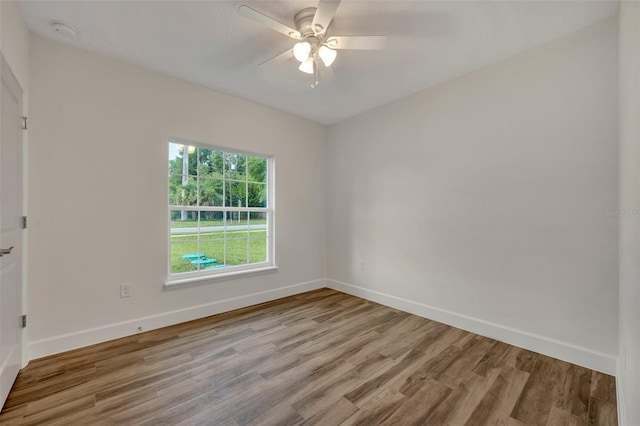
[295,7,321,37]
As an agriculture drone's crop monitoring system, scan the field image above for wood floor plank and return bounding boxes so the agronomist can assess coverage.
[424,369,501,425]
[555,364,592,421]
[20,395,95,426]
[217,364,312,425]
[0,405,27,426]
[244,404,304,426]
[107,383,220,425]
[176,410,238,426]
[299,397,358,426]
[344,349,425,406]
[0,289,618,426]
[588,371,618,426]
[590,371,617,403]
[342,388,407,426]
[384,378,452,425]
[472,341,512,377]
[293,374,364,421]
[302,330,380,372]
[513,348,539,373]
[466,365,530,425]
[510,359,563,425]
[547,406,588,426]
[377,316,433,359]
[588,397,618,426]
[398,345,461,397]
[292,353,392,419]
[436,336,496,388]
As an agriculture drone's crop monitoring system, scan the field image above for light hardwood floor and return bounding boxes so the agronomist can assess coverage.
[0,289,617,425]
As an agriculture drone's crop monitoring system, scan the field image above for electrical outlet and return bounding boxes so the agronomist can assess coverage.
[120,283,132,298]
[359,261,365,271]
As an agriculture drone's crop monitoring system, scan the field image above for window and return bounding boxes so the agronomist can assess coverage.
[167,141,274,283]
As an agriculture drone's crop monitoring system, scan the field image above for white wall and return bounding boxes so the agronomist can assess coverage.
[618,2,640,425]
[1,1,29,90]
[27,34,327,356]
[327,19,618,372]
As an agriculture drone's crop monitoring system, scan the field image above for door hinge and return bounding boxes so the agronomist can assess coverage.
[22,216,27,229]
[21,116,28,130]
[21,315,26,328]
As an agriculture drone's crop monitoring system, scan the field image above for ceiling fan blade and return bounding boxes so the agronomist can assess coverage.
[312,0,341,34]
[259,48,294,66]
[325,36,387,50]
[237,5,302,40]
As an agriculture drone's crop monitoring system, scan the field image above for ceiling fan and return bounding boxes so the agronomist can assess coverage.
[237,0,386,88]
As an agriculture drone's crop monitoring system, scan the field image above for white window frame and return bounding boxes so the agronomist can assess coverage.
[166,139,276,287]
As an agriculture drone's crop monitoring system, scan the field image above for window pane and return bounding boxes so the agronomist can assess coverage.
[249,211,268,226]
[248,183,267,208]
[199,178,223,206]
[198,211,225,240]
[170,239,200,274]
[248,214,267,243]
[226,238,248,266]
[198,148,224,178]
[225,211,249,239]
[171,210,198,230]
[168,174,182,191]
[225,153,247,181]
[225,181,247,207]
[169,143,197,176]
[169,143,181,176]
[169,176,197,206]
[248,222,267,238]
[190,253,220,269]
[225,229,249,242]
[248,156,267,183]
[195,239,225,269]
[250,238,267,264]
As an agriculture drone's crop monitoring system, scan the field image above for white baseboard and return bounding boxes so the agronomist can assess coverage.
[27,278,618,377]
[28,279,326,360]
[327,279,617,375]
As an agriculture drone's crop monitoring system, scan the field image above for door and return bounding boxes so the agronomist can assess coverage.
[0,53,23,409]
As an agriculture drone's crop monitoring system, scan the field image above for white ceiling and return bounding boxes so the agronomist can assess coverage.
[20,1,618,125]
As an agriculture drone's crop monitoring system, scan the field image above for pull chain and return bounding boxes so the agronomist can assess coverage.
[311,60,320,88]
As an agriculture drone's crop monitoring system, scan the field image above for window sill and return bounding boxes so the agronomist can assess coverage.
[164,265,279,288]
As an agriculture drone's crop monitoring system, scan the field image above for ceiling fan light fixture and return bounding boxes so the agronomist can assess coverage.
[318,45,337,67]
[293,41,312,62]
[299,58,315,74]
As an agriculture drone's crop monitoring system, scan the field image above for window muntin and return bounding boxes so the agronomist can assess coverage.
[168,141,272,280]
